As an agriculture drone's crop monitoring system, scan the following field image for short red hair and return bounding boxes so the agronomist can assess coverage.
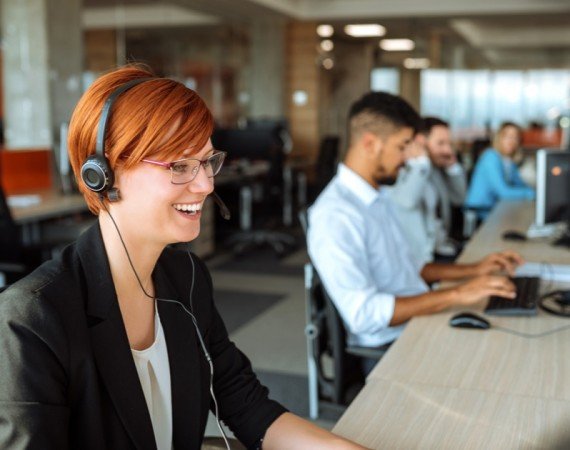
[68,64,214,214]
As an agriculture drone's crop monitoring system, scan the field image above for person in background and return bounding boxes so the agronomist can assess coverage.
[387,117,466,264]
[308,92,521,375]
[0,65,366,450]
[465,122,535,220]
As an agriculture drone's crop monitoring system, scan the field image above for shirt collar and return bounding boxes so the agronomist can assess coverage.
[337,163,381,207]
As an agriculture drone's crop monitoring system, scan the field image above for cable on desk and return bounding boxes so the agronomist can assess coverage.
[492,323,570,339]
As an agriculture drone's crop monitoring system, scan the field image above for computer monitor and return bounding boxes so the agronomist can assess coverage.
[211,128,281,163]
[529,149,570,237]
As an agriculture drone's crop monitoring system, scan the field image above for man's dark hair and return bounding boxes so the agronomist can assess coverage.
[348,91,420,144]
[418,117,449,136]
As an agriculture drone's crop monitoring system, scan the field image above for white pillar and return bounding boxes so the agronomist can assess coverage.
[249,20,286,119]
[1,0,82,149]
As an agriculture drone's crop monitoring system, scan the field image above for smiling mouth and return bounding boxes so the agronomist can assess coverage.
[173,203,202,215]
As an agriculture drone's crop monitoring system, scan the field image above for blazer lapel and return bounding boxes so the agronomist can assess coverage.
[77,224,156,450]
[154,264,205,450]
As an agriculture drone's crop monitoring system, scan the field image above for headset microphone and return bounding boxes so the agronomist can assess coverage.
[211,191,231,220]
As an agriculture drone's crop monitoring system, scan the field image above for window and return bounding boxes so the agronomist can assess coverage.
[421,69,570,139]
[371,68,400,95]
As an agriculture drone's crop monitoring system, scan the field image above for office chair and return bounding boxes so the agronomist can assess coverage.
[212,128,296,256]
[0,185,90,286]
[0,186,41,284]
[304,262,388,419]
[462,205,493,238]
[308,135,340,204]
[468,138,491,180]
[299,211,388,418]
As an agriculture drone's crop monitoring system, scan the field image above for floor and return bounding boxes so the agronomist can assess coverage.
[202,244,339,439]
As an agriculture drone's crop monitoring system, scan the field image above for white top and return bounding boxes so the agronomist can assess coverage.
[131,306,173,450]
[308,164,429,347]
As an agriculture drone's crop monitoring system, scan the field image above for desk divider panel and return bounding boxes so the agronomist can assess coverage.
[0,148,53,194]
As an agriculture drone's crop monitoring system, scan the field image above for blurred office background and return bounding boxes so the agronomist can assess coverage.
[1,0,570,430]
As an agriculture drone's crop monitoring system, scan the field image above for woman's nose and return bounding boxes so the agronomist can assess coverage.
[187,164,214,194]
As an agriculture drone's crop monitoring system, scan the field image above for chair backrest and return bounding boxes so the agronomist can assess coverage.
[306,263,364,405]
[0,185,23,262]
[298,208,309,237]
[314,136,339,197]
[468,138,491,180]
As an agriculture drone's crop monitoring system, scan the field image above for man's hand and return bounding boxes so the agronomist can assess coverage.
[404,141,428,161]
[475,251,525,277]
[455,275,516,305]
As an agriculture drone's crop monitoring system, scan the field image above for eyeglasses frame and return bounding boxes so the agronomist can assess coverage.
[141,150,227,185]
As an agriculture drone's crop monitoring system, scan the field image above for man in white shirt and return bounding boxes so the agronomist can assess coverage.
[387,117,466,264]
[307,92,520,372]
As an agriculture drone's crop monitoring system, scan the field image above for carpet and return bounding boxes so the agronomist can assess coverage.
[213,289,286,334]
[211,247,304,277]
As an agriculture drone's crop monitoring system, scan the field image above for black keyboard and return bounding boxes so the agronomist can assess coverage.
[484,276,540,316]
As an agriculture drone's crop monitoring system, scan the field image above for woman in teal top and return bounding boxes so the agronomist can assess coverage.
[465,122,535,219]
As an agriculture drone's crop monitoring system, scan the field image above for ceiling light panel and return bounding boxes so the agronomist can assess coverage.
[344,24,386,38]
[317,24,334,38]
[380,39,415,51]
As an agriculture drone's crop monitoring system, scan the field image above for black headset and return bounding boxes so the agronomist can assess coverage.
[80,77,154,201]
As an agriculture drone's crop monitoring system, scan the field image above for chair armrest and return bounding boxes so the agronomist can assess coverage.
[346,345,388,360]
[0,262,27,273]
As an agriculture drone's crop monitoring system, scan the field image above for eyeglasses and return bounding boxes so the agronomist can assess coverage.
[142,151,227,184]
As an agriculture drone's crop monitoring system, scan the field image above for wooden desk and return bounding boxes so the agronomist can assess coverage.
[10,190,88,225]
[335,379,570,449]
[333,201,570,448]
[455,200,569,266]
[8,189,89,245]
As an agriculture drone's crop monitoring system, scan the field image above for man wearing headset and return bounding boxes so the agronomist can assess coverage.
[308,92,521,374]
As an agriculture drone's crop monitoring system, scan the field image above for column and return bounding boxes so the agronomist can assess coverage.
[249,19,286,119]
[1,0,83,149]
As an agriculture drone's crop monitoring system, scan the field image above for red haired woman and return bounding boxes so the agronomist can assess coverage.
[0,66,365,450]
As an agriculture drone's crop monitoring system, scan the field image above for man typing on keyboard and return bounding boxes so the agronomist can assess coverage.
[308,92,522,375]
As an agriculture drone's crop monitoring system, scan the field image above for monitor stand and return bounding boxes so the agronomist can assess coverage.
[552,221,570,248]
[526,222,564,238]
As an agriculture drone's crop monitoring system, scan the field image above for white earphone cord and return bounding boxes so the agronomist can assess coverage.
[101,199,231,450]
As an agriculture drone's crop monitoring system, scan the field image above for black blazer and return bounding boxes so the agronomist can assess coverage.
[0,223,286,449]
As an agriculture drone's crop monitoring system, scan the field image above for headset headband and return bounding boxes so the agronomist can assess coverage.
[95,77,154,157]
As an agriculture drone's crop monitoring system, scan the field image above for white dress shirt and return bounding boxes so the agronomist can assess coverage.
[308,164,429,347]
[131,306,173,450]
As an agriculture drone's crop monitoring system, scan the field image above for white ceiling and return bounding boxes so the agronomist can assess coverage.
[248,0,570,19]
[82,0,570,68]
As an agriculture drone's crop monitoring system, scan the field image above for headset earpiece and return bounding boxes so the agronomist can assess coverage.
[80,77,154,198]
[81,154,114,193]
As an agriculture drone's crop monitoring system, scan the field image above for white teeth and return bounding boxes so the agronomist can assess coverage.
[173,203,202,213]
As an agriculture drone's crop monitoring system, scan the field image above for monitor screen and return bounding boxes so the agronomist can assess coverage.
[535,149,570,226]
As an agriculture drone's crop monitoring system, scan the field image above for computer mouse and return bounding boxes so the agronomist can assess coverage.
[449,312,491,330]
[502,230,527,241]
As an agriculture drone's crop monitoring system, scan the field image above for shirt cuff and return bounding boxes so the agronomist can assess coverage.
[445,162,463,176]
[407,155,431,168]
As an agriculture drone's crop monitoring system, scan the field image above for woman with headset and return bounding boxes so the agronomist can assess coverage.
[0,66,364,449]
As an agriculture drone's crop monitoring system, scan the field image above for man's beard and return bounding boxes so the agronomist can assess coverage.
[375,175,398,186]
[374,163,403,186]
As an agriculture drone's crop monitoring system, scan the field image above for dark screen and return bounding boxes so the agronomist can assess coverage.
[545,152,570,223]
